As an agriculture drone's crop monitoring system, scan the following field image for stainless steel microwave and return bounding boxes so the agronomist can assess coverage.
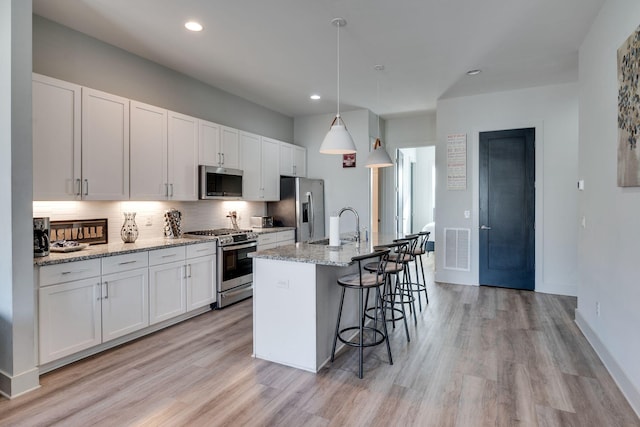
[199,165,243,199]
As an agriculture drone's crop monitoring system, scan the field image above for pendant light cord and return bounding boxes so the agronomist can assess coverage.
[336,20,340,119]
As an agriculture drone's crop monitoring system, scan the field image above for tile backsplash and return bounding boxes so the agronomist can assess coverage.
[33,200,267,243]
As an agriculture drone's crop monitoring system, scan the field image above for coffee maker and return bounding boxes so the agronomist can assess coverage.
[34,217,50,257]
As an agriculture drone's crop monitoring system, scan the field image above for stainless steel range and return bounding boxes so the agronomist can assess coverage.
[184,228,258,308]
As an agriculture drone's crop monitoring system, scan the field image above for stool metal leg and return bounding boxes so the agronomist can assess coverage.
[331,287,347,363]
[418,253,429,304]
[377,285,393,365]
[358,287,364,379]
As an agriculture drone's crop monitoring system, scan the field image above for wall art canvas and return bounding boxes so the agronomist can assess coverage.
[618,24,640,187]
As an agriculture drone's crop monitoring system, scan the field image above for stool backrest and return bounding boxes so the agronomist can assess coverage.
[378,240,410,270]
[352,249,390,286]
[418,231,431,251]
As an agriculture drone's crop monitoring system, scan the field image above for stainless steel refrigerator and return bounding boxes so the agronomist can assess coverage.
[267,177,325,242]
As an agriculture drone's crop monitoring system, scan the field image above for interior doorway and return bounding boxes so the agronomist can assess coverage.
[395,147,436,237]
[479,128,535,290]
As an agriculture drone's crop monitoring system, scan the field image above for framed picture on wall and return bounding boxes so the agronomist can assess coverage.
[343,153,356,168]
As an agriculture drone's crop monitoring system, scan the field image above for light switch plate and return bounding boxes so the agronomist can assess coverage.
[464,210,470,219]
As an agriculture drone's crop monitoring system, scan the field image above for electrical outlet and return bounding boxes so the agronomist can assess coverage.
[581,216,586,228]
[596,301,600,317]
[145,216,153,226]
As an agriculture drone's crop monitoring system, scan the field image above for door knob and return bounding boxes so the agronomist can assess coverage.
[480,225,492,230]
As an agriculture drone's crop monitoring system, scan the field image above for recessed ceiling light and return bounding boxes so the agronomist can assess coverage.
[310,94,321,100]
[185,21,203,32]
[466,69,482,76]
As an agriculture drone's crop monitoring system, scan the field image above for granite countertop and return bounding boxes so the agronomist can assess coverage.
[34,237,208,266]
[251,226,296,234]
[249,233,396,267]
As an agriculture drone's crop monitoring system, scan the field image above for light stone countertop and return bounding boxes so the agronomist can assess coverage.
[251,227,296,235]
[33,237,209,266]
[249,233,397,267]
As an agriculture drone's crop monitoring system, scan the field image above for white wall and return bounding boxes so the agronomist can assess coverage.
[0,0,39,398]
[33,15,293,142]
[435,83,579,296]
[294,110,372,236]
[576,0,640,414]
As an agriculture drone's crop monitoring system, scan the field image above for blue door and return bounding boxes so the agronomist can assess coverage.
[479,128,535,290]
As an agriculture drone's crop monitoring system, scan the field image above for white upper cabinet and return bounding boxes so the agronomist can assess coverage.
[261,137,280,200]
[241,133,280,201]
[82,88,130,200]
[220,126,241,169]
[130,105,198,201]
[292,145,307,177]
[240,131,262,200]
[130,101,168,200]
[167,111,199,201]
[32,74,82,201]
[199,120,221,167]
[279,141,306,177]
[200,122,240,169]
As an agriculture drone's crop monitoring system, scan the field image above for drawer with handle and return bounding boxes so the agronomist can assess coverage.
[39,259,101,287]
[148,246,186,266]
[186,242,216,259]
[102,251,149,275]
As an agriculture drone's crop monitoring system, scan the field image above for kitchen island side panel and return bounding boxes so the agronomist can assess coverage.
[253,258,360,372]
[253,259,318,372]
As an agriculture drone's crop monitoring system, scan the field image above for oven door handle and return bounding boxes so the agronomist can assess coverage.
[221,242,257,251]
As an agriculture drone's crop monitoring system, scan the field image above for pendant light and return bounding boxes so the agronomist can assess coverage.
[319,18,357,154]
[365,65,393,168]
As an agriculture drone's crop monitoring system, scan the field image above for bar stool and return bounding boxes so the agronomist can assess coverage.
[331,249,392,379]
[363,240,411,342]
[390,235,419,323]
[413,231,430,306]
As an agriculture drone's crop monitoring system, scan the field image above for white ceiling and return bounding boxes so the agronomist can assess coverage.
[32,0,605,119]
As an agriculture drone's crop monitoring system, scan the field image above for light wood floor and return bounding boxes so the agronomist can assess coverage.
[1,258,638,426]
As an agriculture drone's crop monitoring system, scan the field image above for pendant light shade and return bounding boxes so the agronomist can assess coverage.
[365,65,392,168]
[320,115,357,154]
[320,18,357,155]
[365,138,393,168]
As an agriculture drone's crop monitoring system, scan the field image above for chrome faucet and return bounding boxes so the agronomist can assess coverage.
[338,207,360,243]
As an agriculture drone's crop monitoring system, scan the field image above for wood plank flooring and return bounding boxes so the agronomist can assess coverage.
[1,257,638,426]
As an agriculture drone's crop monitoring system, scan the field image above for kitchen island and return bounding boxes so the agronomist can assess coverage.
[250,234,393,373]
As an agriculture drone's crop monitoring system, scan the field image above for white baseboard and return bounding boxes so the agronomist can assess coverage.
[575,309,640,418]
[535,281,577,297]
[0,367,40,399]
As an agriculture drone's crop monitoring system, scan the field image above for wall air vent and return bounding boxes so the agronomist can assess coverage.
[444,228,470,271]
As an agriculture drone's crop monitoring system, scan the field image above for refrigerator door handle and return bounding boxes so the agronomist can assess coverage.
[307,191,314,239]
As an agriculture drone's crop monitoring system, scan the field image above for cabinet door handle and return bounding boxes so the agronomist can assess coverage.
[165,183,169,197]
[161,254,177,258]
[293,165,297,175]
[221,153,225,165]
[118,260,137,265]
[62,269,88,275]
[218,153,222,165]
[169,183,174,197]
[103,281,109,299]
[480,225,492,230]
[83,179,89,196]
[96,282,102,300]
[188,264,192,278]
[75,178,82,196]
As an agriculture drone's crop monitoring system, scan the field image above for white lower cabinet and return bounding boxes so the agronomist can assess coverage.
[38,243,216,366]
[39,276,102,364]
[101,267,149,342]
[186,243,217,311]
[148,242,216,324]
[257,230,296,250]
[149,259,187,325]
